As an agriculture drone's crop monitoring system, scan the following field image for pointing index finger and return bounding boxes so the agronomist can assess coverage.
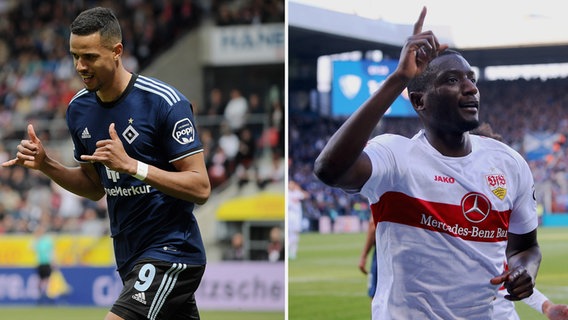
[1,158,17,167]
[413,6,427,35]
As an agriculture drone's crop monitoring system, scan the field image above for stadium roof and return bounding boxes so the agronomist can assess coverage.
[289,1,568,68]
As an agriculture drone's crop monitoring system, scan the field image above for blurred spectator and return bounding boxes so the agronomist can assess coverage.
[235,127,257,188]
[224,88,248,134]
[218,122,240,172]
[80,207,107,237]
[200,127,216,166]
[0,143,9,163]
[0,184,22,221]
[267,226,283,262]
[214,2,236,26]
[207,87,225,116]
[8,166,32,196]
[208,146,229,189]
[270,99,284,152]
[211,0,284,25]
[257,150,284,189]
[222,232,245,261]
[51,182,84,228]
[0,203,9,234]
[352,196,371,231]
[247,92,265,140]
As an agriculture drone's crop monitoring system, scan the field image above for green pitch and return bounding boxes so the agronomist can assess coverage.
[289,227,568,320]
[0,307,284,320]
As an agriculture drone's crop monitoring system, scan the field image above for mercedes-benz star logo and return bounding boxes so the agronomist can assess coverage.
[461,192,491,223]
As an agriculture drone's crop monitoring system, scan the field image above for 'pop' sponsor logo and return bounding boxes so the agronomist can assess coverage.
[172,118,195,145]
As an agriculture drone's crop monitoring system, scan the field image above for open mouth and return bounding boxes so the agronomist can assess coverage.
[460,101,479,111]
[81,74,94,84]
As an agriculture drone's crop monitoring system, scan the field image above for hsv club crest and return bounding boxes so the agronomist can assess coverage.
[485,173,507,200]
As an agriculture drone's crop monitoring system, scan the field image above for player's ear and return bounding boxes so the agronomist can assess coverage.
[112,42,123,61]
[409,91,425,112]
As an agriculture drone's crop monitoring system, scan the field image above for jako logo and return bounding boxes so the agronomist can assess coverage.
[172,118,195,145]
[434,175,455,183]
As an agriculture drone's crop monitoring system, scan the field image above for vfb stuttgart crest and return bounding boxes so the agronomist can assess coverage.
[485,173,507,200]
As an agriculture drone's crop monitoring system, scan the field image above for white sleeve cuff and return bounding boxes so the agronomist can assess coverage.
[522,287,548,314]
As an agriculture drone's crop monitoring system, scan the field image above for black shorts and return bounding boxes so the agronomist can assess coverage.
[37,264,52,280]
[111,259,206,320]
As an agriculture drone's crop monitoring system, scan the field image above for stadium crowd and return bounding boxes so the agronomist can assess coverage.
[289,76,568,231]
[212,0,284,26]
[0,0,285,240]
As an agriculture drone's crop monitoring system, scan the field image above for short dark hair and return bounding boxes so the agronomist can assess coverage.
[70,7,122,48]
[407,49,463,93]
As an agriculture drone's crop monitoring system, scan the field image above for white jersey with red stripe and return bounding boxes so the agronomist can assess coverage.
[492,289,521,320]
[360,130,538,320]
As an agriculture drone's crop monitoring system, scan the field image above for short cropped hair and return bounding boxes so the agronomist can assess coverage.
[70,7,122,49]
[407,49,463,93]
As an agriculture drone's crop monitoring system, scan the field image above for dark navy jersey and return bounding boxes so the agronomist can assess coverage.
[66,74,206,279]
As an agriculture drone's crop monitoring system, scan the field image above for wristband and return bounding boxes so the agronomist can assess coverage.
[522,287,548,314]
[133,161,149,181]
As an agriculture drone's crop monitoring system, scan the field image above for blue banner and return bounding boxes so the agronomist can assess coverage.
[0,262,284,310]
[332,60,416,117]
[0,267,121,306]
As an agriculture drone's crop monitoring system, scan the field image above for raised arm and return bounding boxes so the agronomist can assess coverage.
[313,7,448,191]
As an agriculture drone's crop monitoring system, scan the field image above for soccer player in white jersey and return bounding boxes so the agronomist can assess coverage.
[471,126,568,320]
[288,180,309,260]
[360,220,568,319]
[315,7,542,319]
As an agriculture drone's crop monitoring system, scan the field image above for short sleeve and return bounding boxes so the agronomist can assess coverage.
[360,134,406,203]
[161,100,203,163]
[508,156,539,234]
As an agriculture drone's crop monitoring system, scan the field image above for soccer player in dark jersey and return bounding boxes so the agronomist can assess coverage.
[3,7,210,320]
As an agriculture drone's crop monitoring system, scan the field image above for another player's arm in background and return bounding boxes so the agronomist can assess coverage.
[542,300,568,320]
[80,123,211,205]
[358,216,376,275]
[524,288,568,320]
[2,124,105,201]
